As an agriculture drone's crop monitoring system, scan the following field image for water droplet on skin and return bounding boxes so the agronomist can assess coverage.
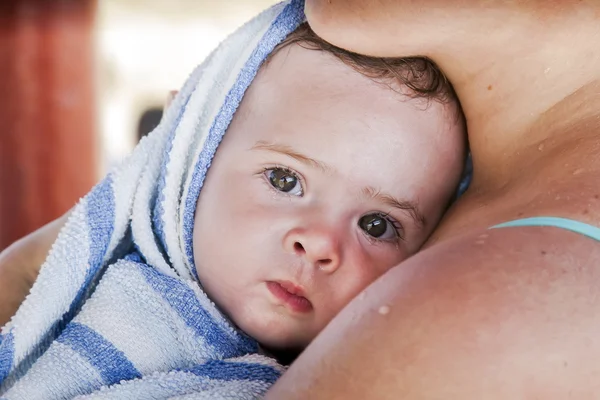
[538,143,545,151]
[555,195,561,200]
[544,67,551,74]
[378,305,391,315]
[573,168,585,176]
[475,240,486,245]
[478,233,489,239]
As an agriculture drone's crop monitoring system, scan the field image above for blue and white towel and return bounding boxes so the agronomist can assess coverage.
[0,1,304,398]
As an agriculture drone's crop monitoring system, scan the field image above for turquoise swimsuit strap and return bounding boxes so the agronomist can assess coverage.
[492,216,600,242]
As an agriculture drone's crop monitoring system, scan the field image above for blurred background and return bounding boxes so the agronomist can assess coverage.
[0,0,278,251]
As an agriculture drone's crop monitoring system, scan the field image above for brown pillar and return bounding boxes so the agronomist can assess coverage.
[0,0,97,250]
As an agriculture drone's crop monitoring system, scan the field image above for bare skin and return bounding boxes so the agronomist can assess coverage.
[265,1,600,398]
[0,213,67,325]
[4,3,600,398]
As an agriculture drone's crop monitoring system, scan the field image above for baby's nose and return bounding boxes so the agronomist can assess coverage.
[283,226,341,273]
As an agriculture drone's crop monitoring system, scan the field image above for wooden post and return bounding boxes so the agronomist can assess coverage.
[0,0,97,250]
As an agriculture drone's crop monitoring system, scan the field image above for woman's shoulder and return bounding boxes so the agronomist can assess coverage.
[267,225,600,398]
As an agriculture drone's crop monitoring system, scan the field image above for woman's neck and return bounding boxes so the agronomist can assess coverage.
[438,22,600,143]
[427,10,600,187]
[306,0,600,184]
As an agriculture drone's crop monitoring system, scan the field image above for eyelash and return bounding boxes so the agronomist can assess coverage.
[363,212,405,247]
[258,165,306,196]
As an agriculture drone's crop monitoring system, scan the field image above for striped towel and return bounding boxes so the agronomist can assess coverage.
[0,1,304,398]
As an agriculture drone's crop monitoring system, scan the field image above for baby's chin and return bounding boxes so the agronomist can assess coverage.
[234,310,315,351]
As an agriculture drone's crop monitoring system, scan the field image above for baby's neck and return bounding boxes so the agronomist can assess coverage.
[258,344,301,366]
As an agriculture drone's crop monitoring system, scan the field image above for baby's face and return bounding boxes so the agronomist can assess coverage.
[192,44,465,350]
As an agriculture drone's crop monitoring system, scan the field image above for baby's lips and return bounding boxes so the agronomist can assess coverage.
[266,281,313,313]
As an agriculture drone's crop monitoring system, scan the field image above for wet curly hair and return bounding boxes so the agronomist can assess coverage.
[267,22,460,106]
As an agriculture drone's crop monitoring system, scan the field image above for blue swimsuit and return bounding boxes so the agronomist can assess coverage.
[493,216,600,241]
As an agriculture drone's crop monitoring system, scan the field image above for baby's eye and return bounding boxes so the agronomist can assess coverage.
[265,168,303,196]
[358,213,401,241]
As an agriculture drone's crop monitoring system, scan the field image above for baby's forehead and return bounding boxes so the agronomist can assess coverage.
[232,45,455,146]
[242,43,445,127]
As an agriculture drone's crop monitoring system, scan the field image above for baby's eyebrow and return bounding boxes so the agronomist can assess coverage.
[251,140,332,173]
[362,186,426,228]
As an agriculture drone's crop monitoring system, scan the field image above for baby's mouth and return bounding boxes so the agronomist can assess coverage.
[266,281,313,313]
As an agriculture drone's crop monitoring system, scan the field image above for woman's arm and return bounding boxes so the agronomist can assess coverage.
[0,213,68,325]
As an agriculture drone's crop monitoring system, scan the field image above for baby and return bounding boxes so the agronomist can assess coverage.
[194,23,466,354]
[0,3,466,399]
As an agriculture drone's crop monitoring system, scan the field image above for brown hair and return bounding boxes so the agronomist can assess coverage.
[267,22,459,106]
